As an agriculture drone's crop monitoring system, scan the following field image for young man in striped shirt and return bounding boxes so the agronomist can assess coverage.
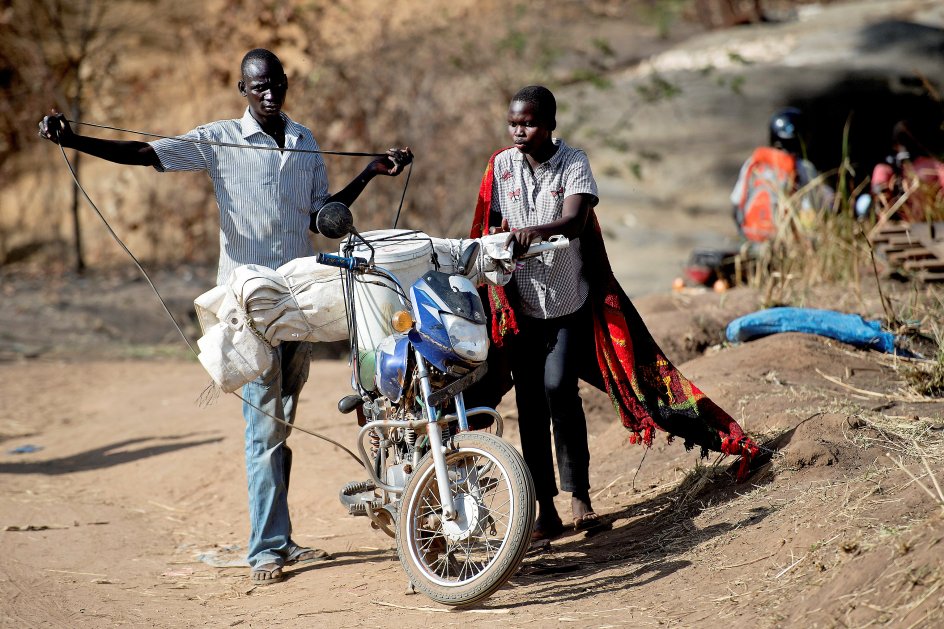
[39,48,411,585]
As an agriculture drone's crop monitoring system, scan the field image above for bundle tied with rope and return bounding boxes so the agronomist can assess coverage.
[194,259,348,392]
[194,233,520,393]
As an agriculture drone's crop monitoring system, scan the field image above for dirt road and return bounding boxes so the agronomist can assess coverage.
[2,282,943,628]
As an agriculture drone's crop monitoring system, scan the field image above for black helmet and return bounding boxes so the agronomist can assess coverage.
[769,107,804,154]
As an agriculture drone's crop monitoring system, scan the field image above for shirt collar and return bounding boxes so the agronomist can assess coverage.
[511,137,565,170]
[239,107,306,144]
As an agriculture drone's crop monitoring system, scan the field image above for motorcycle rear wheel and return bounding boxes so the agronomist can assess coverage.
[396,431,535,606]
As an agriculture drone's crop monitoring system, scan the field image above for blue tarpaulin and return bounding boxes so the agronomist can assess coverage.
[726,307,897,354]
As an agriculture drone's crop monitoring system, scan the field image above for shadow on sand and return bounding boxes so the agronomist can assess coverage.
[0,434,224,475]
[480,430,795,610]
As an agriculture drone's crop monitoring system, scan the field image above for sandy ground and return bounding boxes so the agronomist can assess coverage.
[3,2,944,626]
[2,270,944,628]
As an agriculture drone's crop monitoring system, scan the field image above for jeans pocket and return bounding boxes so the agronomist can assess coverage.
[284,342,313,393]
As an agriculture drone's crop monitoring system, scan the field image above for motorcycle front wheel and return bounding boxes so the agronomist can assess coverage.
[396,431,536,606]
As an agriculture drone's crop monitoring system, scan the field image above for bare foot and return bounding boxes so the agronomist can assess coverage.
[571,493,594,522]
[532,501,564,541]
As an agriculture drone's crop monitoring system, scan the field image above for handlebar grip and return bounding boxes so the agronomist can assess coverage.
[517,236,570,259]
[316,253,366,270]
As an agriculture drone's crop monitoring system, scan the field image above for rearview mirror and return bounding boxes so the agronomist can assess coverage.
[314,202,354,239]
[456,241,481,277]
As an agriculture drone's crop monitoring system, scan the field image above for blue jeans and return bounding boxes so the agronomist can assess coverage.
[241,341,312,568]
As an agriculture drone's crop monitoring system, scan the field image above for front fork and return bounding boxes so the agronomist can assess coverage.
[414,348,461,521]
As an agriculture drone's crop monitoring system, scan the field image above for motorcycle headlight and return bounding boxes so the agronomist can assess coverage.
[441,313,489,363]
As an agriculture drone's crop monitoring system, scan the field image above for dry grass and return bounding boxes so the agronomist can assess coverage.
[839,402,944,536]
[694,408,944,624]
[898,288,944,396]
[734,169,944,399]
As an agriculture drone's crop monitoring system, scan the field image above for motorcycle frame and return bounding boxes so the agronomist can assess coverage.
[338,259,500,522]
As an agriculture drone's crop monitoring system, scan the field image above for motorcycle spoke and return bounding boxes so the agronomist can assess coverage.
[399,435,535,598]
[453,539,479,582]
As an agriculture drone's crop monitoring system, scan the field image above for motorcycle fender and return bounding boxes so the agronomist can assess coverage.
[407,328,452,372]
[376,334,411,403]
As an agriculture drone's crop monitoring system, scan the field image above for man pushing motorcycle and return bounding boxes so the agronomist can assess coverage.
[470,85,759,543]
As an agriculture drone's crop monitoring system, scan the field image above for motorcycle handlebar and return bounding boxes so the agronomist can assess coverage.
[316,252,368,270]
[516,235,570,259]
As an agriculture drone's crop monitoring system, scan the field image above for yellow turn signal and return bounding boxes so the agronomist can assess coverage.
[391,310,414,332]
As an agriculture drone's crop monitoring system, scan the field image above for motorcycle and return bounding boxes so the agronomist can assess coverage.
[312,202,566,606]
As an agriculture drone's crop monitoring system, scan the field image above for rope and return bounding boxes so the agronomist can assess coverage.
[61,117,414,229]
[285,276,318,342]
[392,161,412,228]
[57,143,198,355]
[55,143,363,466]
[68,119,388,157]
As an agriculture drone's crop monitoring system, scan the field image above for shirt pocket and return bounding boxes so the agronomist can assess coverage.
[287,152,324,212]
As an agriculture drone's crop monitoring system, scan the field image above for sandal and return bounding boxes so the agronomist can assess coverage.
[573,511,605,532]
[250,562,283,586]
[286,546,332,565]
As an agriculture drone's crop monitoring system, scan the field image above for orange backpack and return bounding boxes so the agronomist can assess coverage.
[734,147,797,242]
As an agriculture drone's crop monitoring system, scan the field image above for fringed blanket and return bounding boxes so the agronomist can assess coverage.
[471,149,758,479]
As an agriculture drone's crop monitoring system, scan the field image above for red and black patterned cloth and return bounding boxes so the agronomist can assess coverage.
[471,149,759,479]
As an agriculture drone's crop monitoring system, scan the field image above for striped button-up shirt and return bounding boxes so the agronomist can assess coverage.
[150,108,330,284]
[489,139,599,318]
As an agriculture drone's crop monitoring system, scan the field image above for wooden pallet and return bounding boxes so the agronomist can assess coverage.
[869,221,944,281]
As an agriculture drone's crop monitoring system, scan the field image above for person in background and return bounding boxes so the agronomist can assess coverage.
[470,85,757,542]
[869,119,944,222]
[730,107,834,244]
[38,48,412,586]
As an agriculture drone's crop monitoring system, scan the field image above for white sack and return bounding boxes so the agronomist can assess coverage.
[228,260,348,345]
[194,285,227,335]
[196,321,273,393]
[430,233,515,287]
[194,259,347,392]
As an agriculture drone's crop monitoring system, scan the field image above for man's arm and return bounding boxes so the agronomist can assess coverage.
[325,167,378,208]
[311,147,412,232]
[39,112,160,168]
